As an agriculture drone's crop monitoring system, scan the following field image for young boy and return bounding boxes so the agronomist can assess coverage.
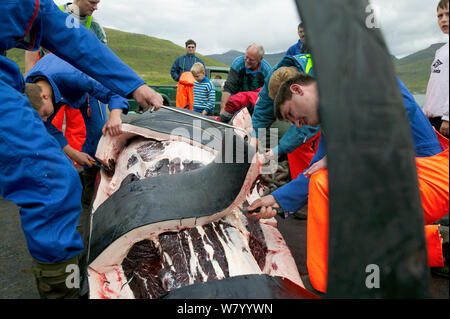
[25,54,128,167]
[424,0,449,137]
[191,62,216,115]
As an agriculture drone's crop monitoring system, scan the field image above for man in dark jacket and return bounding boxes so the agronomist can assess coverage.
[171,39,205,82]
[219,43,271,115]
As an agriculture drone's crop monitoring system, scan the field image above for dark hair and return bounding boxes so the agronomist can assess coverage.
[24,83,44,111]
[298,23,304,29]
[185,39,196,47]
[438,0,448,10]
[274,73,316,120]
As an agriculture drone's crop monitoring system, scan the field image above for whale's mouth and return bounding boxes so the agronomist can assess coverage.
[81,109,310,299]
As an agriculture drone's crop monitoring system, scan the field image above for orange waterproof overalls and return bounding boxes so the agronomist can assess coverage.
[176,72,195,110]
[307,132,449,293]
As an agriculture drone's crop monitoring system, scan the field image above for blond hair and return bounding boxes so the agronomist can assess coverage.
[191,62,205,76]
[268,66,301,100]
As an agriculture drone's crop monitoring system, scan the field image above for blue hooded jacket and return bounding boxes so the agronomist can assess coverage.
[26,54,129,159]
[0,0,146,263]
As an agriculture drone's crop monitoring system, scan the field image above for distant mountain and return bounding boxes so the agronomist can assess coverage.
[207,50,243,67]
[206,51,286,68]
[207,43,446,94]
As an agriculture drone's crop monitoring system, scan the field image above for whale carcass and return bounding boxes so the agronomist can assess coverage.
[79,108,317,299]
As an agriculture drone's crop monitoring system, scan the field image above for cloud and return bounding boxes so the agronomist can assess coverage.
[54,0,448,57]
[370,0,448,57]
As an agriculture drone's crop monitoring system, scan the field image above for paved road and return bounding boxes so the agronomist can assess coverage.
[0,197,39,299]
[0,196,447,299]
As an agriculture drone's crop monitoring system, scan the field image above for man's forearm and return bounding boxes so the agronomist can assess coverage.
[62,144,77,159]
[220,91,231,114]
[25,50,39,74]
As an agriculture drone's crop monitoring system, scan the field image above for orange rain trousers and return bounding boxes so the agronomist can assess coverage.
[176,72,195,110]
[307,134,449,293]
[51,105,86,153]
[287,131,321,179]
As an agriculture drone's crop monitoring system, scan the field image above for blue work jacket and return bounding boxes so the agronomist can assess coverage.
[0,0,146,263]
[286,40,303,56]
[171,54,205,82]
[272,77,443,213]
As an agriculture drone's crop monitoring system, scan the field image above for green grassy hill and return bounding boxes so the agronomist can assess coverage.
[6,27,227,85]
[394,43,445,94]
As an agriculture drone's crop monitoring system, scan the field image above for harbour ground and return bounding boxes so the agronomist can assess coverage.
[0,196,448,299]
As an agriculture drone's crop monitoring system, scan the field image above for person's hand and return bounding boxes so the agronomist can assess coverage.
[72,151,95,167]
[220,91,231,115]
[440,120,449,136]
[102,109,123,136]
[246,195,280,220]
[132,84,163,111]
[249,137,258,150]
[202,110,208,116]
[264,148,276,160]
[303,156,327,178]
[64,146,95,167]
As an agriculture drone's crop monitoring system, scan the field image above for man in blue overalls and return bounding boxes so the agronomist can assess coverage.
[0,0,163,298]
[25,53,130,237]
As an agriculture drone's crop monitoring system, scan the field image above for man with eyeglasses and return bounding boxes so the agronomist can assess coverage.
[219,43,271,115]
[171,39,205,109]
[171,39,205,82]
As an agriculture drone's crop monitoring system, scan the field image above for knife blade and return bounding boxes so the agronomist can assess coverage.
[89,159,114,174]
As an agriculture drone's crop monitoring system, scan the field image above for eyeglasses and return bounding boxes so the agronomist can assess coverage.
[245,55,258,63]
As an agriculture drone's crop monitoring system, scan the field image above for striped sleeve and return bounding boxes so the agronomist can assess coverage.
[261,59,272,77]
[206,81,216,112]
[193,80,216,113]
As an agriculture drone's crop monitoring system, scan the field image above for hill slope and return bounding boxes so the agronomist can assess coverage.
[394,43,445,94]
[5,27,228,85]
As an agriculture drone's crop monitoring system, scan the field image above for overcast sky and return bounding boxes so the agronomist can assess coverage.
[55,0,448,58]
